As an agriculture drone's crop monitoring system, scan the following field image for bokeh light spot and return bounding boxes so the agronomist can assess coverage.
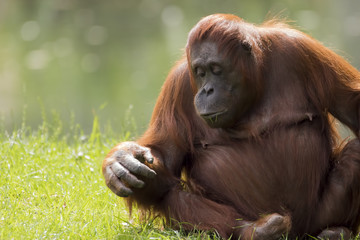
[86,25,108,46]
[20,21,40,41]
[26,49,50,70]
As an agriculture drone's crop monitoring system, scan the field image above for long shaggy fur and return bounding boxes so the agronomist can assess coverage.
[108,14,360,239]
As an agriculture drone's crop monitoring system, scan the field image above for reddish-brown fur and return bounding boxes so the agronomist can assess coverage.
[104,14,360,239]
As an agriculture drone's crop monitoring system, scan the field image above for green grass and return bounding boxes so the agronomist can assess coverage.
[0,115,218,240]
[0,115,358,240]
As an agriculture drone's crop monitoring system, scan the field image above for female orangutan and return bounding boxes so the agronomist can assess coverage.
[102,14,360,239]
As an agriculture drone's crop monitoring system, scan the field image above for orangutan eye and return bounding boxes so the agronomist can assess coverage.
[195,67,205,77]
[211,65,222,75]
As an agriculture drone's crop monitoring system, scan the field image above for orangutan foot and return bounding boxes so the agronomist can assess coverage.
[317,227,351,240]
[242,213,291,240]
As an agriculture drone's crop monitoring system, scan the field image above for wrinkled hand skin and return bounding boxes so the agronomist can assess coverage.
[102,142,157,197]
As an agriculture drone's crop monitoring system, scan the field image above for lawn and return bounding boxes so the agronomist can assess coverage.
[0,115,355,240]
[0,115,216,240]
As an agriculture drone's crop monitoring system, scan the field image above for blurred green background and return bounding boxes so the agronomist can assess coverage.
[1,0,359,135]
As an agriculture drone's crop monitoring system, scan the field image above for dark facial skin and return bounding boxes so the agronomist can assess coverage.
[190,41,248,128]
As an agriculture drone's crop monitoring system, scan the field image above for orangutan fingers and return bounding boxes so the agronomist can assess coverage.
[118,154,157,178]
[110,161,145,188]
[104,165,133,197]
[136,146,155,164]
